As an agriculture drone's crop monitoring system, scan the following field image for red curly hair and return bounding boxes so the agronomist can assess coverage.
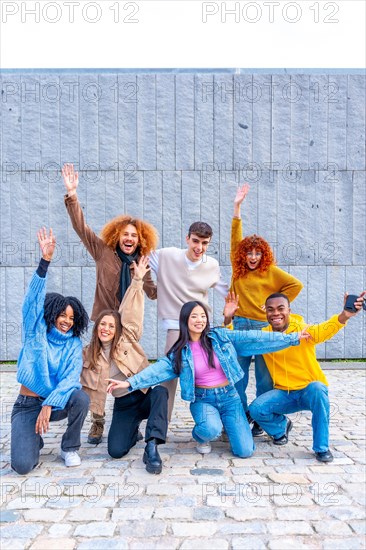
[232,234,275,279]
[100,215,158,255]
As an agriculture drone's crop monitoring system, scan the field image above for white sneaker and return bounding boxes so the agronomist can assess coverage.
[60,450,81,467]
[196,442,212,454]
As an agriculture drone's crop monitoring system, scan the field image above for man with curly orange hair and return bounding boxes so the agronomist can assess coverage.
[229,184,303,436]
[62,163,158,444]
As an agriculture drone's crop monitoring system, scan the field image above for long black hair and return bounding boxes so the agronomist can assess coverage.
[44,293,89,337]
[167,301,216,374]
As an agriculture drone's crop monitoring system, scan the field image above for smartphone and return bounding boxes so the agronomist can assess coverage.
[344,294,358,312]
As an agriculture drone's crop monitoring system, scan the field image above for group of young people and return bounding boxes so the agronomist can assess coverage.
[10,165,365,476]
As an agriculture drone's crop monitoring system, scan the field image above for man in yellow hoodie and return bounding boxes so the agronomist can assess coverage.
[249,291,366,463]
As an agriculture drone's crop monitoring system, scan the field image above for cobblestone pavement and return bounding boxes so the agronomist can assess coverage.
[1,368,365,550]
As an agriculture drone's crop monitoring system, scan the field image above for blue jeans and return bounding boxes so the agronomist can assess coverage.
[11,389,90,475]
[249,382,330,453]
[233,316,273,411]
[190,385,254,458]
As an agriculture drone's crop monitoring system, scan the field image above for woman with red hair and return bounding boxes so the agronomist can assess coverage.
[228,184,303,435]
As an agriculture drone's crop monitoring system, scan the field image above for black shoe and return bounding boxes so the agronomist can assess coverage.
[251,421,264,437]
[273,419,293,446]
[315,450,334,463]
[143,439,162,474]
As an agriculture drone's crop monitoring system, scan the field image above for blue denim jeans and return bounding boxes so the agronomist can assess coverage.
[11,389,90,475]
[190,385,254,458]
[233,316,273,411]
[249,382,330,453]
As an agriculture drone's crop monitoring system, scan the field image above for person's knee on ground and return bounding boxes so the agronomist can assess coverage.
[11,456,38,475]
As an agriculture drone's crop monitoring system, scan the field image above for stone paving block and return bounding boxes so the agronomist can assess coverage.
[217,521,267,535]
[24,509,67,522]
[312,520,353,535]
[267,520,314,536]
[73,522,117,537]
[129,538,180,550]
[0,539,32,550]
[0,523,44,538]
[146,484,180,496]
[226,507,274,521]
[180,538,229,550]
[171,521,217,537]
[0,510,21,522]
[231,537,267,550]
[67,508,108,522]
[48,523,73,537]
[153,506,192,520]
[5,497,45,510]
[349,521,366,535]
[117,520,166,538]
[111,507,154,521]
[268,537,321,549]
[77,539,128,550]
[30,537,76,549]
[322,538,366,550]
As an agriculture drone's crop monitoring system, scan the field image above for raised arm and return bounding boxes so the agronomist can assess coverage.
[233,183,250,219]
[119,256,150,343]
[62,163,104,260]
[22,228,56,336]
[231,184,250,263]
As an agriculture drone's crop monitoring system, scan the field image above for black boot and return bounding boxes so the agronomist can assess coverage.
[143,439,162,474]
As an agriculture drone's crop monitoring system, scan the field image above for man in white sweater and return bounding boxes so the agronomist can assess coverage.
[149,222,228,420]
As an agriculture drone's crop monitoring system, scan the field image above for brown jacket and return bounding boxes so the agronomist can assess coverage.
[64,193,157,321]
[81,278,149,415]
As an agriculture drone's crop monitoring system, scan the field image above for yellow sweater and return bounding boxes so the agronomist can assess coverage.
[262,313,346,391]
[230,218,303,320]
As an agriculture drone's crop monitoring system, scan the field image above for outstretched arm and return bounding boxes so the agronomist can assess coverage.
[107,356,178,393]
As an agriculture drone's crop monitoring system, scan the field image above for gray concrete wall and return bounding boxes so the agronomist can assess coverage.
[0,71,365,360]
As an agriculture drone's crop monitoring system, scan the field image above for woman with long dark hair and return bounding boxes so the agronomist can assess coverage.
[11,228,90,474]
[81,257,168,474]
[107,299,308,457]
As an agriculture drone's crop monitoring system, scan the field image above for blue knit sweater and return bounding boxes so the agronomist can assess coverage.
[16,263,83,410]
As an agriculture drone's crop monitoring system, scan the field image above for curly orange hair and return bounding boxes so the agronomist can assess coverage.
[232,234,275,279]
[100,215,158,255]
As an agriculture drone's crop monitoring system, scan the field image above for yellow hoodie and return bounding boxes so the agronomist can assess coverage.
[262,313,347,391]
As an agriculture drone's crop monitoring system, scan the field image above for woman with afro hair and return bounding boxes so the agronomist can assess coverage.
[62,163,158,444]
[11,228,90,474]
[227,184,303,436]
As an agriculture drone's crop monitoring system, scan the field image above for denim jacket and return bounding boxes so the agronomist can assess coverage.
[128,328,299,402]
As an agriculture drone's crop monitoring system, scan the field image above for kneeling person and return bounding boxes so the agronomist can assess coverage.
[249,292,366,463]
[11,228,90,474]
[81,257,168,475]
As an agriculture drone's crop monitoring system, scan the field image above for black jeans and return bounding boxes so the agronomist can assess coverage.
[108,386,168,459]
[11,389,90,475]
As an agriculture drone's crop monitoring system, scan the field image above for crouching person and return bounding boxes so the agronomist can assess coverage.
[249,292,366,463]
[11,228,89,474]
[107,296,308,459]
[81,257,168,474]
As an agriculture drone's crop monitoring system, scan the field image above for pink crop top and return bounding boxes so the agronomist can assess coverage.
[190,341,229,387]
